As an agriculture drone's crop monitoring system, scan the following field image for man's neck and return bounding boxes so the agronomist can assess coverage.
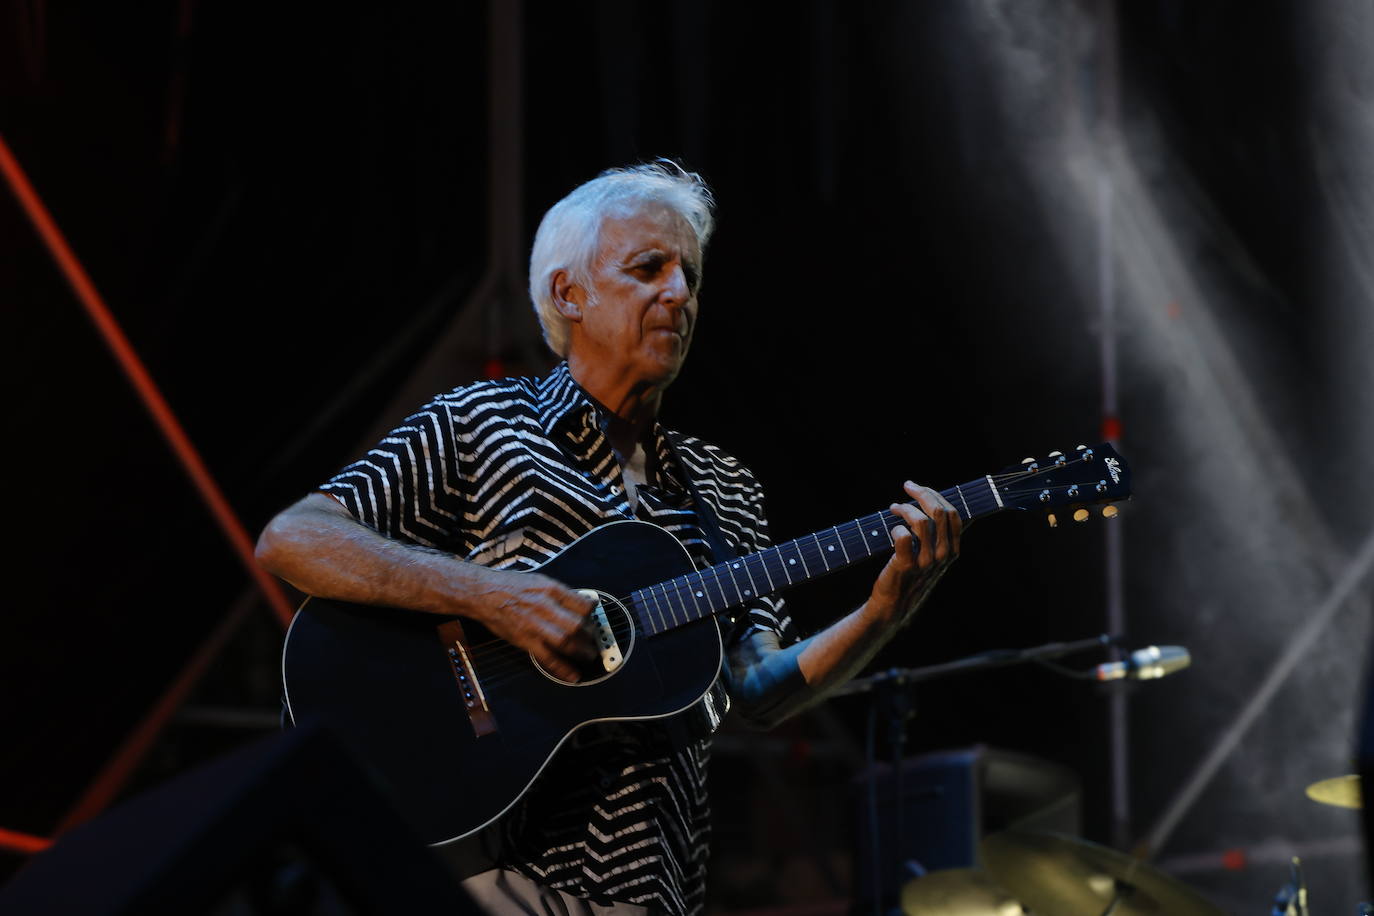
[565,357,665,453]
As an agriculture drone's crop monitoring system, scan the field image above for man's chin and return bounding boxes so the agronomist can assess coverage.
[641,350,687,387]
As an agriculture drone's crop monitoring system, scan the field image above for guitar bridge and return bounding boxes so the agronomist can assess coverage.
[438,619,497,737]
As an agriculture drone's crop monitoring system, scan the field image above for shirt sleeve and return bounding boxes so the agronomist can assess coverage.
[317,397,468,552]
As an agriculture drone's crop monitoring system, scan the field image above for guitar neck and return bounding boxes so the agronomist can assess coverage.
[628,476,1005,636]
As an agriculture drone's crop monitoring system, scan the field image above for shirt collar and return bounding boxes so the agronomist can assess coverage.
[535,362,596,438]
[536,362,683,492]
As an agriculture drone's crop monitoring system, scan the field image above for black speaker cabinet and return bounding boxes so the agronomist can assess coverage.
[0,725,481,915]
[852,745,1081,913]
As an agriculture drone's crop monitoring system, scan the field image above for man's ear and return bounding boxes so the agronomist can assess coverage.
[551,269,584,322]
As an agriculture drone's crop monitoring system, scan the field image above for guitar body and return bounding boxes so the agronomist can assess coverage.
[281,520,724,846]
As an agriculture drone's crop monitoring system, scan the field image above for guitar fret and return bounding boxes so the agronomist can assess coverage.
[765,546,787,585]
[736,557,761,600]
[634,590,656,634]
[700,565,729,611]
[628,593,649,635]
[833,525,852,564]
[653,581,674,632]
[667,580,688,628]
[653,581,671,628]
[678,575,707,622]
[720,559,746,604]
[651,582,672,633]
[953,484,971,520]
[750,551,778,595]
[862,514,890,553]
[635,586,657,634]
[811,533,832,572]
[724,558,754,600]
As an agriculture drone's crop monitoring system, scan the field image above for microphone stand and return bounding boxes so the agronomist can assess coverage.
[834,633,1121,698]
[842,633,1120,916]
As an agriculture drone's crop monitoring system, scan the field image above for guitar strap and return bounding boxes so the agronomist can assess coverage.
[664,428,761,648]
[664,430,738,567]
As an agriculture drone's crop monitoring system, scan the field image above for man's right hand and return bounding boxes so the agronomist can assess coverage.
[460,568,600,683]
[257,493,599,682]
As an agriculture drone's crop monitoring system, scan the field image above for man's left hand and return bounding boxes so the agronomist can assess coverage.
[866,480,963,624]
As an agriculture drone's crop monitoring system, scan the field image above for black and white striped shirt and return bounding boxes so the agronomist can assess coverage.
[320,362,792,915]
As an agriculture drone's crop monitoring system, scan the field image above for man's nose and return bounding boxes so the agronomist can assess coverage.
[660,263,690,304]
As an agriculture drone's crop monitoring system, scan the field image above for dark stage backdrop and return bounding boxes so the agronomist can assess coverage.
[4,1,1371,910]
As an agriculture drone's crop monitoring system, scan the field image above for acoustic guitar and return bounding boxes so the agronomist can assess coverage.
[282,443,1131,845]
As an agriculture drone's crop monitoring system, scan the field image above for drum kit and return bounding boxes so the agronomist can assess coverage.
[899,776,1365,915]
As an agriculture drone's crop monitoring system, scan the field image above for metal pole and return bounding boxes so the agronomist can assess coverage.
[1093,0,1130,851]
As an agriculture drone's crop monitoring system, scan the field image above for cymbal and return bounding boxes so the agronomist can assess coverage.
[980,830,1225,916]
[899,869,1023,916]
[1305,774,1362,809]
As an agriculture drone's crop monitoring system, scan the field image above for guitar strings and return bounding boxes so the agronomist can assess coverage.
[456,457,1116,683]
[460,477,1091,678]
[462,482,1089,682]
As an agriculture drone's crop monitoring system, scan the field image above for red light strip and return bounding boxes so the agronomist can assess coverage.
[0,828,52,856]
[0,132,294,628]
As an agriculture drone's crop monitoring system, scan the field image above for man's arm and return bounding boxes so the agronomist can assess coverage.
[724,481,961,727]
[256,493,597,681]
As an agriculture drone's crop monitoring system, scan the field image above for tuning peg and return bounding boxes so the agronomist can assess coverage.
[1021,457,1036,465]
[1047,451,1063,458]
[1102,505,1119,519]
[1047,513,1058,528]
[1075,444,1087,450]
[1073,509,1090,523]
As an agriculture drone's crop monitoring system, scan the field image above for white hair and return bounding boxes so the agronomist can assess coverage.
[528,160,716,357]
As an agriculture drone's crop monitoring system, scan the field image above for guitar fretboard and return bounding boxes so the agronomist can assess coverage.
[627,477,1005,636]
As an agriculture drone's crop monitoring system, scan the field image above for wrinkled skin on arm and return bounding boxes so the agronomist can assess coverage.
[256,492,599,682]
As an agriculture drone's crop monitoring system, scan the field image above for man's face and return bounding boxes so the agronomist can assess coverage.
[570,201,702,389]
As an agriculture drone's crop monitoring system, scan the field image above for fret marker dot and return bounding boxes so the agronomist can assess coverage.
[827,545,835,551]
[695,591,703,598]
[870,530,878,536]
[788,559,796,565]
[732,563,740,569]
[744,590,752,596]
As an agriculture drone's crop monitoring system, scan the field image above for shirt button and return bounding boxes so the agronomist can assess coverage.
[610,485,619,494]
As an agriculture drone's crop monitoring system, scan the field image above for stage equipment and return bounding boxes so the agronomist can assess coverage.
[0,725,480,915]
[1092,645,1190,682]
[1304,775,1362,809]
[898,867,1022,916]
[841,631,1197,913]
[981,830,1225,916]
[1268,857,1310,916]
[853,747,1081,915]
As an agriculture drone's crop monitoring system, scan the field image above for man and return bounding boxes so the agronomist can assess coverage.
[256,161,961,915]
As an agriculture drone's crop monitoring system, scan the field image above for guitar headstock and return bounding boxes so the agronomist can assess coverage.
[994,443,1131,525]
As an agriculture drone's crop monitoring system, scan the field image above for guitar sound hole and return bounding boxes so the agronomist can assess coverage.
[535,590,635,687]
